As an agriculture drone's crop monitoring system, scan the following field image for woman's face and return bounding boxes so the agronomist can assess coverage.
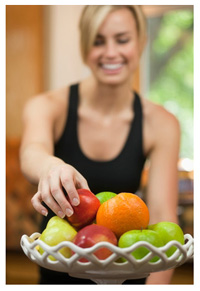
[86,8,141,86]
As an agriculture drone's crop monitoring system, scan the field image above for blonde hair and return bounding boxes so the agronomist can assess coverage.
[79,5,147,63]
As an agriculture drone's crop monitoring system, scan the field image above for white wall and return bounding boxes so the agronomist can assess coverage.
[43,5,90,91]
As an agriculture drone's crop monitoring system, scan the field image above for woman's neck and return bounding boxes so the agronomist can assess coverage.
[80,76,134,115]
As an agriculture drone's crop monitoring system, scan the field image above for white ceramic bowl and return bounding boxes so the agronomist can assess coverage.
[20,232,193,284]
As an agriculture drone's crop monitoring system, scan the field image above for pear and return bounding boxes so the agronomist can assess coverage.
[38,216,77,260]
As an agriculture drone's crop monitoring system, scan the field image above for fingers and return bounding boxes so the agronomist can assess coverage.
[76,174,90,191]
[32,189,67,218]
[31,164,89,218]
[60,171,80,207]
[49,175,74,217]
[60,169,90,206]
[31,191,48,217]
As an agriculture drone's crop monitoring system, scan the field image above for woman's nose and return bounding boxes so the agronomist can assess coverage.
[104,41,118,58]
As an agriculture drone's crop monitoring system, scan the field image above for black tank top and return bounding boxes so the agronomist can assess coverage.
[39,83,147,284]
[54,83,146,194]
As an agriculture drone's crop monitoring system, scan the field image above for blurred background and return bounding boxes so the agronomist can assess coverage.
[6,5,193,284]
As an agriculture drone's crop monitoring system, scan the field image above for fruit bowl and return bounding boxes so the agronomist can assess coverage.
[20,232,193,284]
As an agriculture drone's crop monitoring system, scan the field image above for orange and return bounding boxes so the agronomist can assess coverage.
[96,193,149,238]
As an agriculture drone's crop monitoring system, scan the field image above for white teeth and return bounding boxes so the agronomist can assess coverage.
[102,63,123,70]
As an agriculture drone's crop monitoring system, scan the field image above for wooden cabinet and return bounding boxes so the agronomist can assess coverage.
[6,5,44,249]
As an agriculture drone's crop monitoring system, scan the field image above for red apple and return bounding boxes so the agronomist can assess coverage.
[66,189,100,229]
[72,224,118,261]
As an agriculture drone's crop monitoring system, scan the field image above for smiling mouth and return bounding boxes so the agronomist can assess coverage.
[101,63,124,70]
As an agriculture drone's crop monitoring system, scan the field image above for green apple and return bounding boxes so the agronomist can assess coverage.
[118,229,164,262]
[96,191,117,204]
[38,216,77,260]
[148,221,185,257]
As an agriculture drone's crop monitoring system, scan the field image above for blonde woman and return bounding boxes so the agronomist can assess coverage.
[20,5,180,284]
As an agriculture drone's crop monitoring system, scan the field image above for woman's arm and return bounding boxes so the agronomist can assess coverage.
[146,112,180,224]
[144,108,181,284]
[20,90,89,218]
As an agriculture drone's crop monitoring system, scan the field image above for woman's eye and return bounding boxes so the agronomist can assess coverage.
[93,39,104,46]
[118,38,129,44]
[93,37,129,46]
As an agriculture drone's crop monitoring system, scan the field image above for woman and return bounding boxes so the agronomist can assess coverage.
[20,5,180,284]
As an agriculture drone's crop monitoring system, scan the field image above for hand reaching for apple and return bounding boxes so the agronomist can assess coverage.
[31,158,89,218]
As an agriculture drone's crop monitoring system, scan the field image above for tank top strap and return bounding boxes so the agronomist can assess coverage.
[123,90,144,157]
[133,91,143,134]
[68,83,79,118]
[63,83,79,139]
[134,92,142,116]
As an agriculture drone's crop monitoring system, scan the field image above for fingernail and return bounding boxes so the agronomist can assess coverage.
[66,208,73,217]
[58,211,65,219]
[42,210,48,217]
[72,198,80,206]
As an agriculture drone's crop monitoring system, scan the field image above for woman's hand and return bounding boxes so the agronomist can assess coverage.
[31,158,89,218]
[19,90,90,218]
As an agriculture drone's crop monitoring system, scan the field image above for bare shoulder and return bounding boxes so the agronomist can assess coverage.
[141,97,180,153]
[23,86,70,121]
[142,97,180,129]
